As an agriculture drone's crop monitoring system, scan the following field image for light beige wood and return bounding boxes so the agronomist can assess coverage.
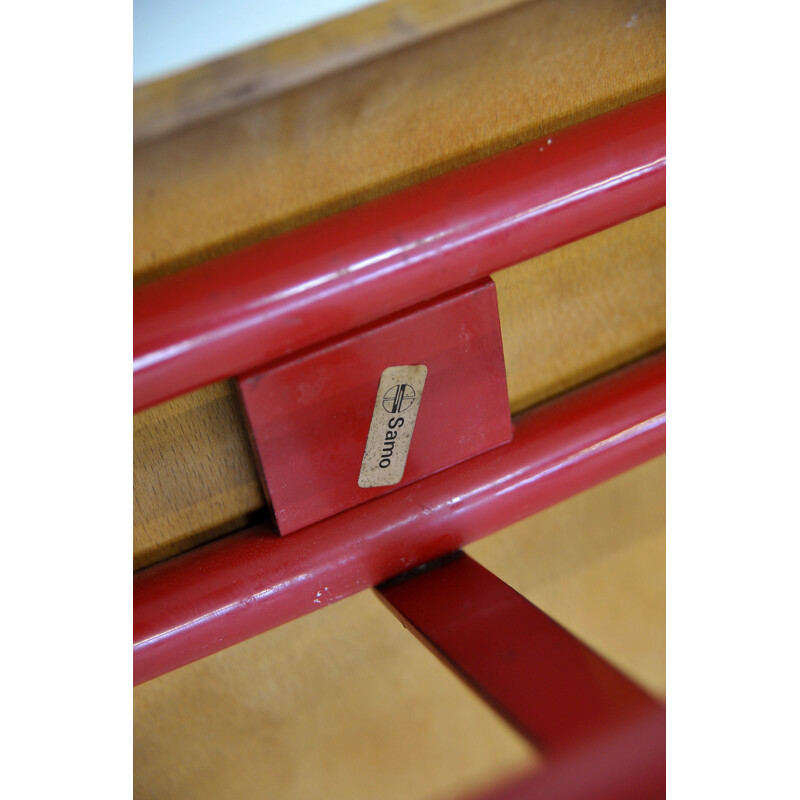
[133,0,531,143]
[133,381,264,570]
[134,456,664,800]
[496,208,666,415]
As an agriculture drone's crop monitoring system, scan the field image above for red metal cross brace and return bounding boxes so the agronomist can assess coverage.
[377,552,665,800]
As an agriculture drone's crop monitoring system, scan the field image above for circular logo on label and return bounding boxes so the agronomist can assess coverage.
[383,383,415,414]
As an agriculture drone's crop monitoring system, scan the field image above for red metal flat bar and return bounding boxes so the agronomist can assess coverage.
[134,93,665,411]
[134,351,665,685]
[378,553,660,754]
[379,554,665,799]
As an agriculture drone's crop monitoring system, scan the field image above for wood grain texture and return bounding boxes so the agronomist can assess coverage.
[133,381,264,570]
[496,207,666,415]
[133,0,665,286]
[134,0,531,143]
[133,455,664,800]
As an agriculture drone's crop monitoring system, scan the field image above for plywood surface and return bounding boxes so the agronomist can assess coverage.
[134,456,664,800]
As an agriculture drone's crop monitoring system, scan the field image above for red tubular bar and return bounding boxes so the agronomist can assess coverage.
[378,553,660,755]
[134,93,665,411]
[134,351,665,685]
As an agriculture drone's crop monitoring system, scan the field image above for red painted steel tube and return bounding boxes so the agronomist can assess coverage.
[134,93,665,411]
[134,350,665,685]
[378,553,660,753]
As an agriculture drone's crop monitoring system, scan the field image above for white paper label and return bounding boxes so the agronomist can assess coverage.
[358,365,428,488]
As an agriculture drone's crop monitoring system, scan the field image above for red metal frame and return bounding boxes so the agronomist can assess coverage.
[134,93,665,412]
[133,81,667,800]
[134,349,665,685]
[378,553,665,799]
[378,552,661,754]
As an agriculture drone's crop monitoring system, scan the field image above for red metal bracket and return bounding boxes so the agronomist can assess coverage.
[237,279,511,534]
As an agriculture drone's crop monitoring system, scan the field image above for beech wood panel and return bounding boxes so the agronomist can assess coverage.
[133,455,664,800]
[496,208,666,415]
[133,381,265,570]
